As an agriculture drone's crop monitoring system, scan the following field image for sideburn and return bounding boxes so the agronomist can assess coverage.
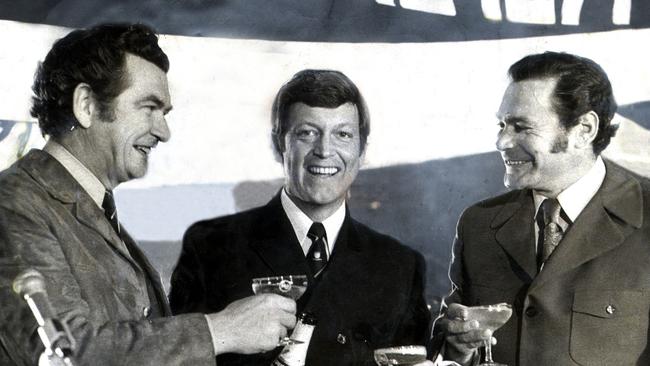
[550,134,569,153]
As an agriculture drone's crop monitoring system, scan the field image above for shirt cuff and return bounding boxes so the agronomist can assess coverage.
[204,314,220,358]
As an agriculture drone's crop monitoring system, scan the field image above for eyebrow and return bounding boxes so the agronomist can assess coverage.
[498,114,530,124]
[295,121,357,130]
[140,95,173,114]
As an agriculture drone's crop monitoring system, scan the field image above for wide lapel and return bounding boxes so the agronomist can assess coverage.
[491,190,538,282]
[121,229,171,315]
[19,150,139,269]
[324,209,362,267]
[249,194,312,278]
[302,211,363,307]
[73,198,137,265]
[530,163,643,292]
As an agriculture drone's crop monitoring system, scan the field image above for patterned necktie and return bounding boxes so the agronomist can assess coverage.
[102,190,121,235]
[307,222,328,277]
[539,198,564,267]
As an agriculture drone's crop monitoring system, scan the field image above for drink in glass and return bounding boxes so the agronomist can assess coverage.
[251,275,308,300]
[465,303,512,366]
[374,345,427,366]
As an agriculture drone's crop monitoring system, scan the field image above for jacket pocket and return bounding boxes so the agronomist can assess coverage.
[570,289,648,366]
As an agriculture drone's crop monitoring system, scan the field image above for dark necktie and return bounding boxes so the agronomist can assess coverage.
[306,223,328,277]
[538,198,564,268]
[102,190,121,236]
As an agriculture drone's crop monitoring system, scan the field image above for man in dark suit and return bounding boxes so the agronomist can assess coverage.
[170,69,432,366]
[436,52,650,365]
[0,24,296,366]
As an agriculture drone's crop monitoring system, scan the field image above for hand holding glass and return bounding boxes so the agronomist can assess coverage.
[464,303,513,366]
[251,275,308,346]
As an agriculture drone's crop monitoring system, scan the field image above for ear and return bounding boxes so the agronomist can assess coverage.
[72,83,96,129]
[573,111,599,149]
[359,142,367,162]
[272,133,285,163]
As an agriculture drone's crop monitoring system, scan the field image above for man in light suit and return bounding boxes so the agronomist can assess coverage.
[436,52,650,365]
[0,23,296,366]
[169,69,432,366]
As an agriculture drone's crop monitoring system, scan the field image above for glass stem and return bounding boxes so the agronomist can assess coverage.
[484,339,493,363]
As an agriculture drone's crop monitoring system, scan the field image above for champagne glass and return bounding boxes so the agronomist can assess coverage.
[251,275,308,300]
[465,303,513,366]
[251,275,308,346]
[374,345,427,366]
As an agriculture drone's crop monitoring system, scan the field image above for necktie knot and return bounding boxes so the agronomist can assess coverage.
[541,198,562,227]
[102,190,120,235]
[307,222,326,241]
[102,190,116,217]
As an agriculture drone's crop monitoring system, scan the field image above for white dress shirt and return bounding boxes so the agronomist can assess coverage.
[44,141,106,208]
[280,188,346,257]
[532,156,607,249]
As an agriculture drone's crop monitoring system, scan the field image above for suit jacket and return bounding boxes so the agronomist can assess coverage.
[0,150,215,366]
[440,161,650,366]
[169,194,430,366]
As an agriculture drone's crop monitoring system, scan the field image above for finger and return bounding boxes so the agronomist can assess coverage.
[276,324,288,339]
[446,303,469,320]
[265,294,297,313]
[277,312,297,329]
[448,328,492,345]
[446,333,486,351]
[278,297,297,314]
[445,319,480,334]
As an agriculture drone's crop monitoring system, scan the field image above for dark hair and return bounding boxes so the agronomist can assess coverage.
[31,23,169,137]
[271,69,370,156]
[508,51,617,154]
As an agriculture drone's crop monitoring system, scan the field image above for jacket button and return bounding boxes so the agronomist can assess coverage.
[142,306,151,318]
[337,333,347,344]
[525,306,538,317]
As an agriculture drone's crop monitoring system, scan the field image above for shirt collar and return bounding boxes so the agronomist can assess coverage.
[280,188,346,255]
[533,156,606,223]
[43,140,107,208]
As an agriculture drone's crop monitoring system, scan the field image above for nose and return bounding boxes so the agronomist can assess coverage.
[496,126,514,151]
[313,134,334,158]
[152,114,171,143]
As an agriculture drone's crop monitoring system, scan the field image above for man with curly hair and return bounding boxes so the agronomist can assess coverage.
[0,23,296,366]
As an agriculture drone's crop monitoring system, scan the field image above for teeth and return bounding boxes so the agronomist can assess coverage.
[136,146,151,155]
[505,160,529,165]
[308,166,339,175]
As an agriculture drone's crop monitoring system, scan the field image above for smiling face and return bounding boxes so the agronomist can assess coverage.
[89,53,172,187]
[496,78,585,197]
[282,102,361,217]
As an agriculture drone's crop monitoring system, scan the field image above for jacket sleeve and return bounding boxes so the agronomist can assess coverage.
[429,212,467,360]
[393,249,432,347]
[0,205,216,366]
[169,223,210,314]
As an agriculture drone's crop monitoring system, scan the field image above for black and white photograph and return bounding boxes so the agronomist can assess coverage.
[0,1,649,365]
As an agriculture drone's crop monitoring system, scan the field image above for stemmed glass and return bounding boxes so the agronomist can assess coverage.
[465,303,513,366]
[373,345,427,365]
[251,275,308,346]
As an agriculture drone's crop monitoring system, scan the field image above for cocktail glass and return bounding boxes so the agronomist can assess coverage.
[465,303,513,366]
[374,345,427,365]
[251,275,308,346]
